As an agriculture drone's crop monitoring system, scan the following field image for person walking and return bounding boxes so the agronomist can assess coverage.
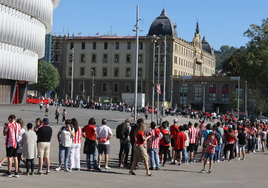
[22,123,37,175]
[3,114,21,178]
[97,118,113,169]
[36,118,53,175]
[56,119,75,172]
[118,118,131,168]
[129,118,152,176]
[69,118,82,171]
[62,109,67,123]
[145,109,149,120]
[82,118,99,171]
[55,107,60,124]
[45,103,49,116]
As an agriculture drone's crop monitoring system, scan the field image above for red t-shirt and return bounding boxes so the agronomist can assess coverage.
[82,124,96,140]
[174,131,187,150]
[170,124,178,138]
[160,128,170,146]
[135,131,146,146]
[227,133,235,144]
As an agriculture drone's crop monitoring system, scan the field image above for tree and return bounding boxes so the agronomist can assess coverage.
[250,89,268,115]
[35,60,60,96]
[229,91,243,112]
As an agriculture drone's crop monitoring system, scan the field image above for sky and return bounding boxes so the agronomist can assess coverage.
[52,0,268,51]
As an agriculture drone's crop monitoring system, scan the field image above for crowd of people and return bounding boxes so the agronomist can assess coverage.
[1,112,268,178]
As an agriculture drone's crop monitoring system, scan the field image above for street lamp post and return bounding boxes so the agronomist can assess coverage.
[202,82,207,113]
[82,75,86,100]
[157,44,160,124]
[71,48,74,99]
[91,69,94,103]
[163,36,167,117]
[151,35,158,122]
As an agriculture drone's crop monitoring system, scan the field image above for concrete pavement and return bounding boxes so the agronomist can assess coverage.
[0,104,267,188]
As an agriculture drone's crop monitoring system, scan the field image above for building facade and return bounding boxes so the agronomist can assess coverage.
[0,0,60,104]
[52,9,216,105]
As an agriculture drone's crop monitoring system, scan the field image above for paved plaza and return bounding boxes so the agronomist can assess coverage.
[0,104,267,188]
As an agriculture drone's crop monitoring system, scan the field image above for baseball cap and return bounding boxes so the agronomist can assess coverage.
[173,118,178,123]
[43,118,49,125]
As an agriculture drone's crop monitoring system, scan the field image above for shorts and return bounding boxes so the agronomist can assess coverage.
[171,138,175,147]
[188,144,195,152]
[174,149,183,152]
[203,141,207,148]
[6,147,18,157]
[98,144,110,155]
[238,144,246,152]
[194,145,199,151]
[45,109,49,112]
[40,106,43,109]
[37,142,50,158]
[204,152,214,160]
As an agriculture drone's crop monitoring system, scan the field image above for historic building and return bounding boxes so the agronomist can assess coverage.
[52,9,216,105]
[0,0,60,104]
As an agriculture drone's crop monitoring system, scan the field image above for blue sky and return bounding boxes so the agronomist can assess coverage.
[52,0,268,50]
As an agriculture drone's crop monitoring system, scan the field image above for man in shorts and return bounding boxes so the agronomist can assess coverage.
[97,118,113,169]
[173,126,187,165]
[36,118,53,175]
[237,127,247,160]
[201,132,217,174]
[3,114,21,178]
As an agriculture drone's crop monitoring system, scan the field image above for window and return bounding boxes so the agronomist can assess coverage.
[125,83,131,93]
[138,54,143,63]
[235,84,243,102]
[139,42,143,50]
[114,54,119,63]
[180,83,188,106]
[175,44,178,51]
[79,82,84,92]
[80,54,85,63]
[138,68,142,77]
[115,42,119,50]
[114,68,119,77]
[114,83,119,93]
[70,42,74,50]
[174,69,177,75]
[154,68,158,77]
[194,84,202,101]
[82,42,85,50]
[127,42,131,50]
[55,42,60,49]
[93,42,96,49]
[102,83,107,92]
[102,68,107,77]
[174,56,177,64]
[103,54,108,63]
[126,68,131,77]
[92,54,96,63]
[91,68,96,76]
[104,42,108,50]
[161,69,164,77]
[222,84,229,102]
[80,67,85,76]
[69,67,72,76]
[55,54,59,61]
[69,54,73,63]
[209,83,216,101]
[126,54,131,63]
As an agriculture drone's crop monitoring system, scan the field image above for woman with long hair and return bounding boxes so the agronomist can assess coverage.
[129,118,152,176]
[69,118,82,171]
[16,118,25,173]
[226,128,236,161]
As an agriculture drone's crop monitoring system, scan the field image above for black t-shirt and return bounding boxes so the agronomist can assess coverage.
[36,126,53,143]
[238,132,246,145]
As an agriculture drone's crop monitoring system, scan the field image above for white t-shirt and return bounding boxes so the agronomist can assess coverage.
[97,125,112,145]
[59,127,74,147]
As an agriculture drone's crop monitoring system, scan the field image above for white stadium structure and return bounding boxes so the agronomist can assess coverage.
[0,0,59,104]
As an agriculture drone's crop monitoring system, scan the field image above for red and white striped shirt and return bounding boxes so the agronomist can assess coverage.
[205,137,217,154]
[73,127,82,144]
[146,128,161,149]
[188,127,197,144]
[5,122,21,148]
[195,129,201,145]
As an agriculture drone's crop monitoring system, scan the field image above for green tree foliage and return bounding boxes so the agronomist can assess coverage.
[229,91,243,111]
[250,89,268,115]
[35,60,60,96]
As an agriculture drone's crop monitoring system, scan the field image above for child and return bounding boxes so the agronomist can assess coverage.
[201,132,217,174]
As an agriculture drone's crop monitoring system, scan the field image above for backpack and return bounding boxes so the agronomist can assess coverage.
[164,134,171,144]
[215,131,221,144]
[116,122,128,140]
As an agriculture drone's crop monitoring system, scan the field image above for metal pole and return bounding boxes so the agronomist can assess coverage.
[170,76,173,108]
[83,77,85,100]
[238,76,240,117]
[202,82,206,113]
[163,36,167,117]
[245,80,248,118]
[92,69,94,103]
[151,40,155,122]
[157,45,160,124]
[71,48,74,99]
[134,5,139,121]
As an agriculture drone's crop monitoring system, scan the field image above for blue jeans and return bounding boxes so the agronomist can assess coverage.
[182,146,188,163]
[252,137,256,150]
[119,142,130,165]
[215,144,222,161]
[86,146,98,168]
[148,148,159,168]
[59,145,71,168]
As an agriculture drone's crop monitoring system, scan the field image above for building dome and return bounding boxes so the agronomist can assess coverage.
[148,9,177,36]
[202,36,214,56]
